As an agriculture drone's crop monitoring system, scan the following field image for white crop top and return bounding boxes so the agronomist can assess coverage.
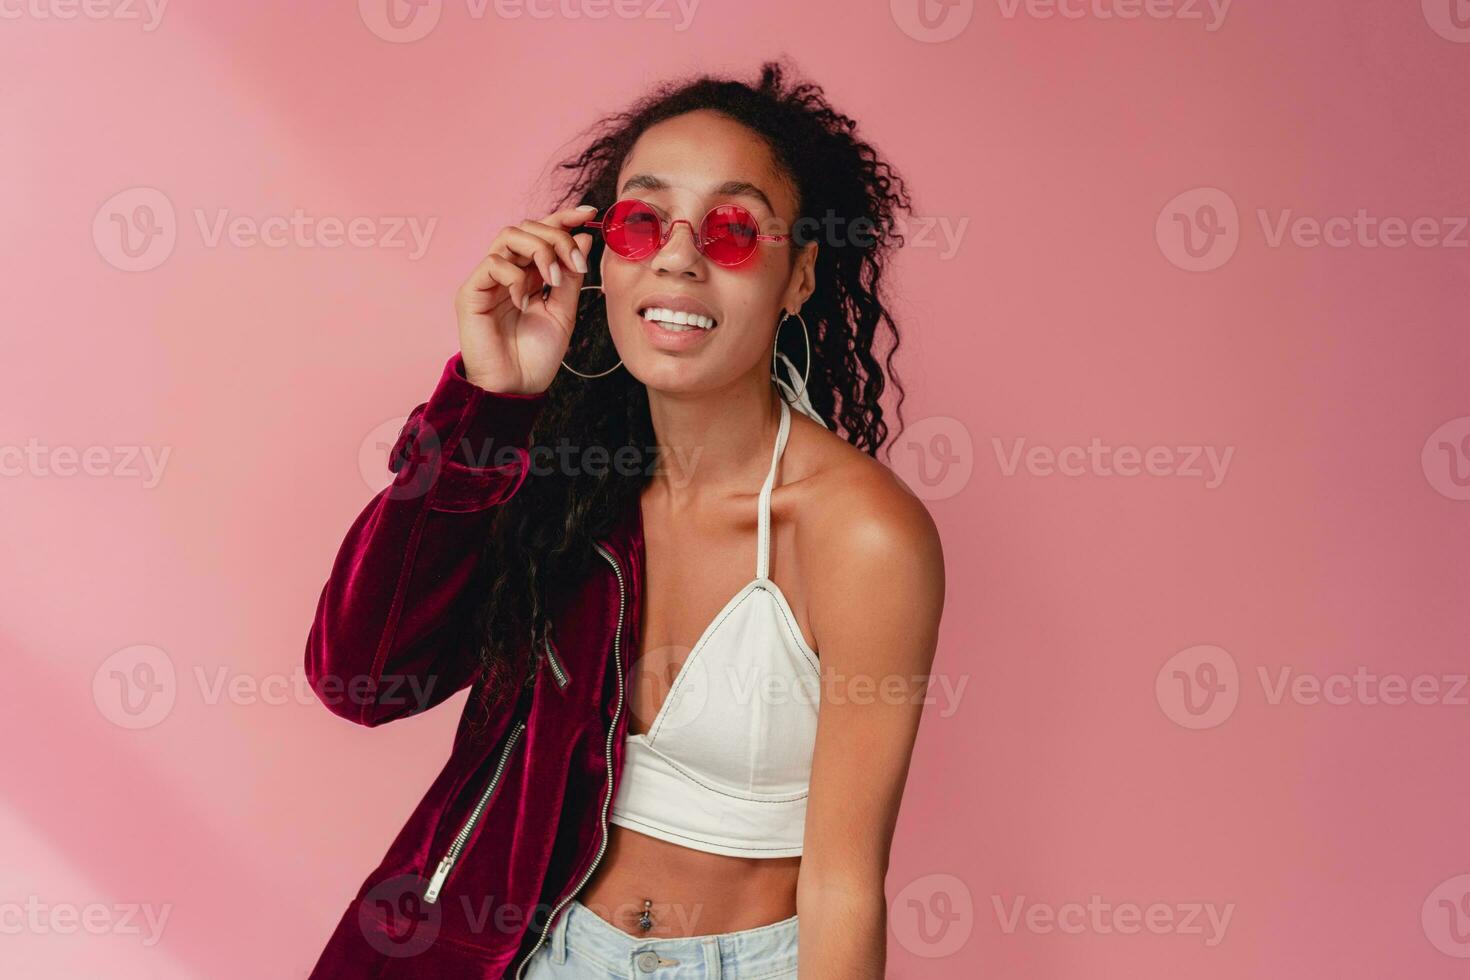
[609,395,822,858]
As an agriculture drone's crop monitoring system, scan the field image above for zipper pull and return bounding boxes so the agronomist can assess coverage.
[424,855,454,904]
[542,634,571,691]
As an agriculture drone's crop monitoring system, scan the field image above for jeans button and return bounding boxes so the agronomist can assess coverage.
[636,950,660,972]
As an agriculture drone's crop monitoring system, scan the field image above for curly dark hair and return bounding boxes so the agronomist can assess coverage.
[463,58,914,738]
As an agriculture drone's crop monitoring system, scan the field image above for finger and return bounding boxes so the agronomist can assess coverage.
[463,248,512,294]
[535,205,600,269]
[496,226,562,291]
[466,251,528,299]
[543,232,594,329]
[541,203,601,230]
[483,254,536,312]
[518,219,588,282]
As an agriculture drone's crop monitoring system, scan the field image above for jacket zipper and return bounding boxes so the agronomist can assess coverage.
[542,630,571,690]
[513,541,627,979]
[423,717,528,904]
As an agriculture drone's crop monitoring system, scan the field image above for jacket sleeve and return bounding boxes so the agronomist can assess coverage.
[304,352,549,727]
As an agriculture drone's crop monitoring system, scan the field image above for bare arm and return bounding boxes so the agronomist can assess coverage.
[796,471,946,978]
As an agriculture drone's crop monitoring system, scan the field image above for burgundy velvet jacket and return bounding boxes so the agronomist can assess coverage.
[304,352,646,979]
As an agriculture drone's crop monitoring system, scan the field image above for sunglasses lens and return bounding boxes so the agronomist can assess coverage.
[700,205,760,266]
[604,200,661,259]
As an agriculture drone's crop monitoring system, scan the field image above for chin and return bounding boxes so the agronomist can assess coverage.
[629,359,713,394]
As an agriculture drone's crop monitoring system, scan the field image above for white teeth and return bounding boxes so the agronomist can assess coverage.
[640,307,716,331]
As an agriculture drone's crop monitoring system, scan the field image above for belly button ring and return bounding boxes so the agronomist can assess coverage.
[638,899,654,932]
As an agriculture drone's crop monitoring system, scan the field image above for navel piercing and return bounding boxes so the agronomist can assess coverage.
[638,899,654,932]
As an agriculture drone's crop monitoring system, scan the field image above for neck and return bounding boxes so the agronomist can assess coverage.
[644,375,781,504]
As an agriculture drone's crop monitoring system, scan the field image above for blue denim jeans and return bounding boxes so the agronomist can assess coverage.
[520,898,799,979]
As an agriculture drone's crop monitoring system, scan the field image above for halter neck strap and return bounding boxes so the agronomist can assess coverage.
[756,398,791,579]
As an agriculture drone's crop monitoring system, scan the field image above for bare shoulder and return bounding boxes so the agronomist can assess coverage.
[780,413,946,623]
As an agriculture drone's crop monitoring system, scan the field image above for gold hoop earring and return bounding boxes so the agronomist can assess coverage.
[773,308,813,392]
[773,308,831,430]
[560,285,625,379]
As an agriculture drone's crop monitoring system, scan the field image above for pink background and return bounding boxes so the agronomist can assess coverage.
[4,1,1469,977]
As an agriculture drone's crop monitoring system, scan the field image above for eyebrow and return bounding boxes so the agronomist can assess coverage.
[617,173,777,215]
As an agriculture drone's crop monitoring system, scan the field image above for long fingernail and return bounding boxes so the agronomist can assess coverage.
[571,249,587,274]
[521,292,533,312]
[549,263,563,287]
[576,204,598,212]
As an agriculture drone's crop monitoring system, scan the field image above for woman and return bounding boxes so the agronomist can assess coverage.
[306,61,945,979]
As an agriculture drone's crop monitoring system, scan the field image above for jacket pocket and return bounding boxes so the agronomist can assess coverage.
[423,716,528,904]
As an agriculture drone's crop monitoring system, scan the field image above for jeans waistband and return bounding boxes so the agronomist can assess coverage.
[548,898,798,978]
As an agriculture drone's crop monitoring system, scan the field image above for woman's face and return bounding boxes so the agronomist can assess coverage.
[600,109,816,396]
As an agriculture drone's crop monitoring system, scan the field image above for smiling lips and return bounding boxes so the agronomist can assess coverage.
[636,294,719,331]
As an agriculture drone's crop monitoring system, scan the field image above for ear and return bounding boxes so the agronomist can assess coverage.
[783,240,819,314]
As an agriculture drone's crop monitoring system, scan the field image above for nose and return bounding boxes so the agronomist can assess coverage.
[649,218,704,278]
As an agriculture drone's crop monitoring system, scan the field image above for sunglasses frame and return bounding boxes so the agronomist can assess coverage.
[582,198,791,268]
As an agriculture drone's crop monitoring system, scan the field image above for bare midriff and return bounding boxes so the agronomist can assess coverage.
[577,825,800,938]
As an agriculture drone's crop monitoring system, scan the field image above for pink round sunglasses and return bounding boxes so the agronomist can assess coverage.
[583,198,791,268]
